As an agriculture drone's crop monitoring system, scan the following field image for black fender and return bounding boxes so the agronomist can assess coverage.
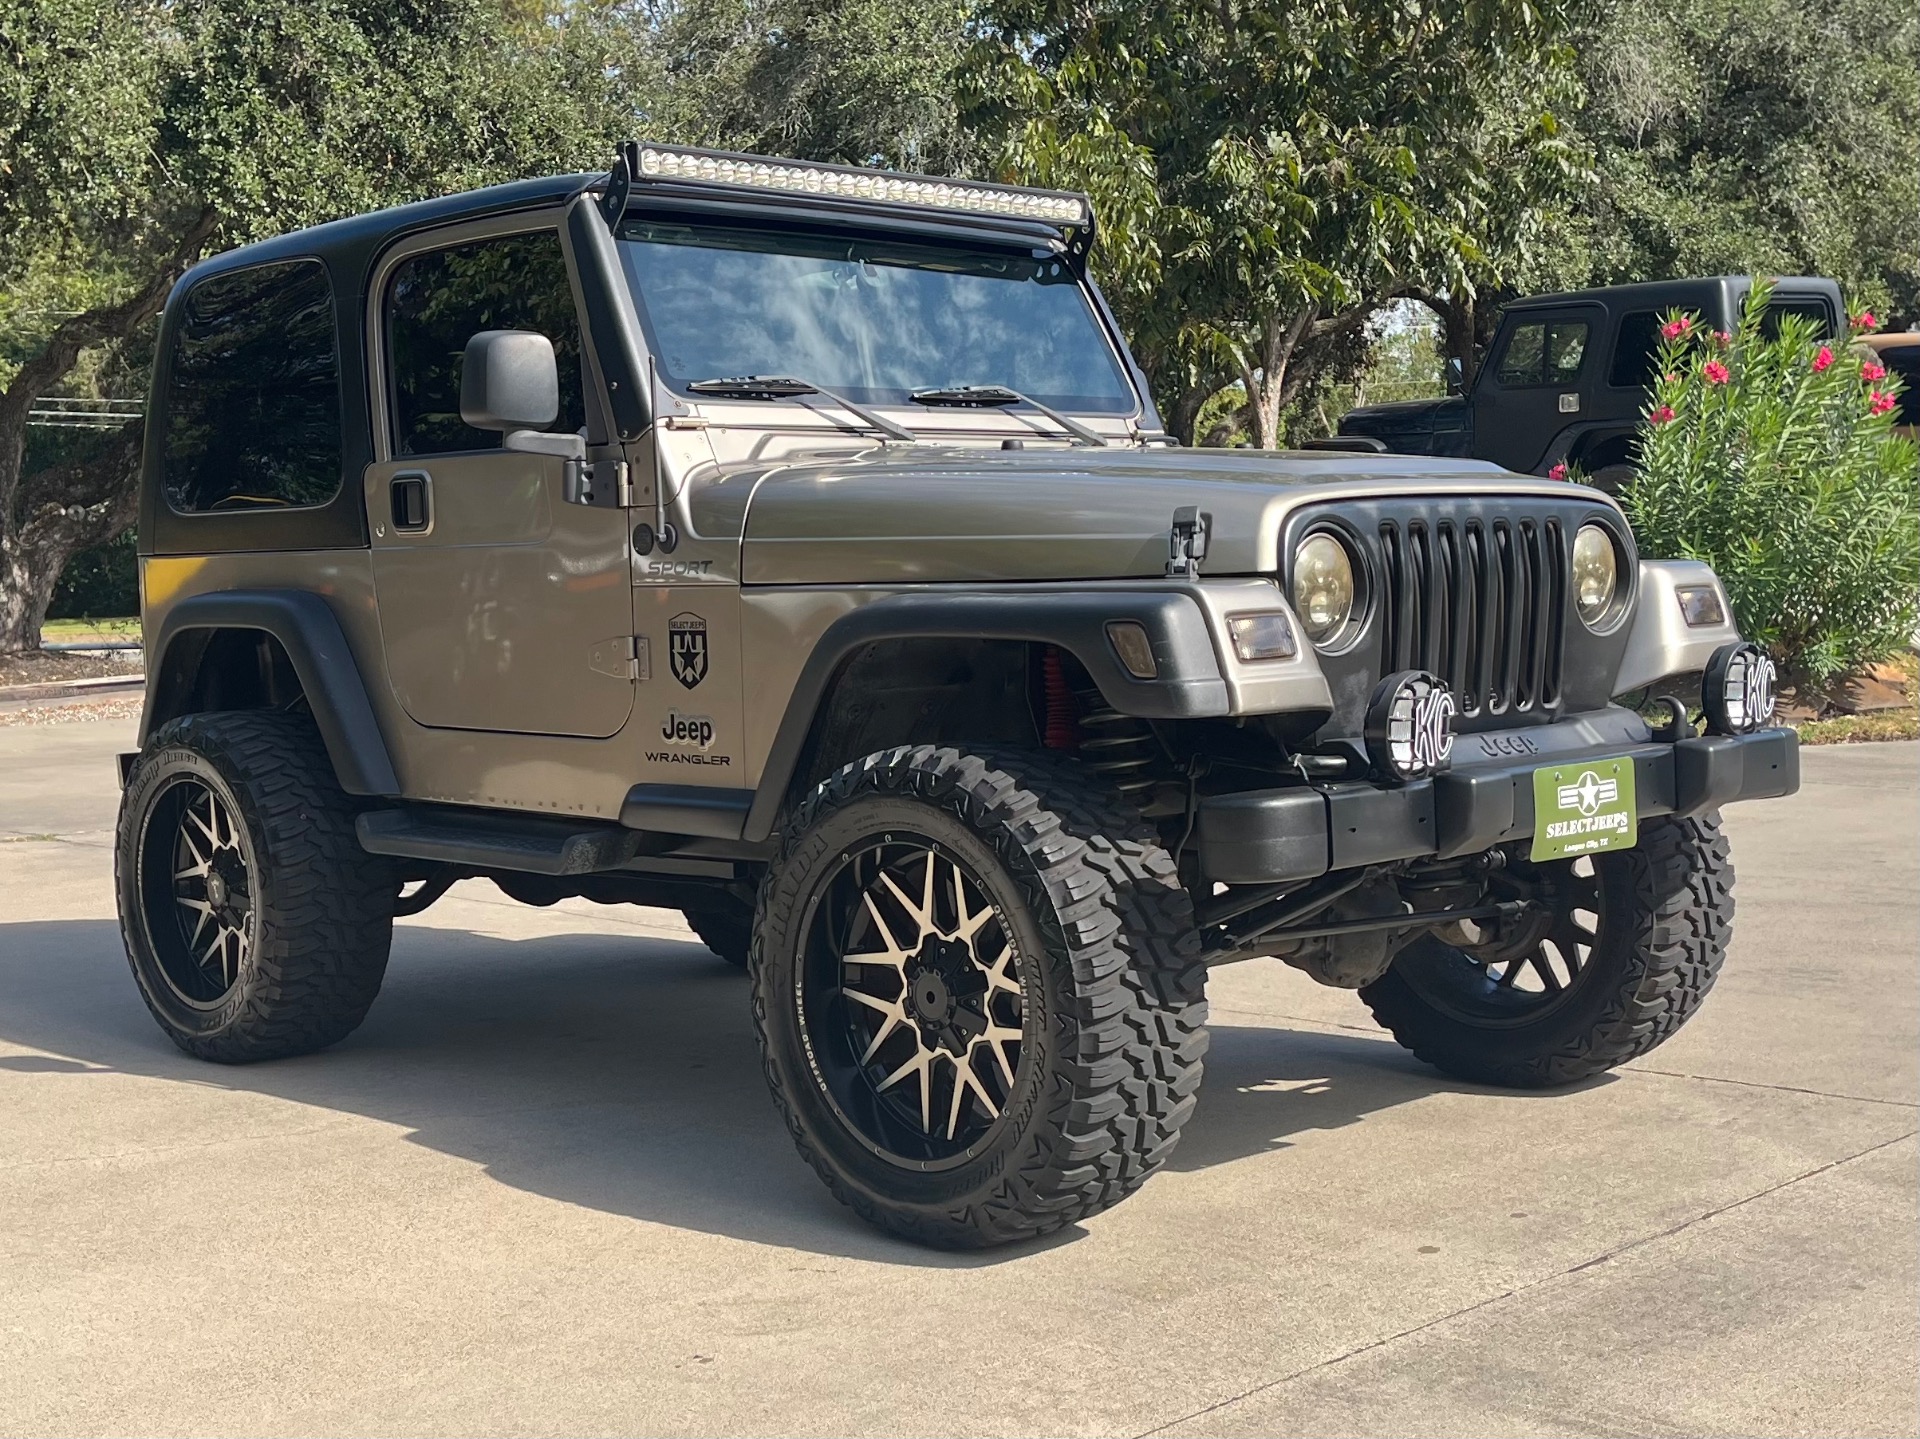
[736,589,1230,842]
[141,590,401,797]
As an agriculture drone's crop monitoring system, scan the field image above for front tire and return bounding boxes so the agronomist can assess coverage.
[115,711,395,1063]
[751,745,1208,1248]
[1361,813,1734,1087]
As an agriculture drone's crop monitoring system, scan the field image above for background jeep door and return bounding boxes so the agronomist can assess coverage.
[1472,305,1601,474]
[364,225,634,739]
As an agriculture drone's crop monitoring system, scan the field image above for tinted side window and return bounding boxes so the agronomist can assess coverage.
[1762,298,1834,340]
[1609,310,1662,388]
[385,231,585,456]
[164,260,341,513]
[1494,319,1590,387]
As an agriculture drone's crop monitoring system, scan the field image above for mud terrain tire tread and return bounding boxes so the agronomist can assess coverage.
[116,710,394,1063]
[1361,812,1733,1088]
[750,744,1208,1248]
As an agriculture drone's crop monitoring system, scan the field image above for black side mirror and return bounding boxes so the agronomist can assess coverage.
[460,329,584,461]
[460,330,560,432]
[1445,356,1465,396]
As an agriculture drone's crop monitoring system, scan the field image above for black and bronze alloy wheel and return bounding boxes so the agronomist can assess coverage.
[116,710,395,1063]
[752,744,1208,1249]
[1361,813,1735,1087]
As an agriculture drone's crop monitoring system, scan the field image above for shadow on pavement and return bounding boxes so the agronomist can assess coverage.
[0,917,1532,1260]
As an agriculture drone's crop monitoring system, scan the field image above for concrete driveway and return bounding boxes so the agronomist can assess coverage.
[1,712,1913,1437]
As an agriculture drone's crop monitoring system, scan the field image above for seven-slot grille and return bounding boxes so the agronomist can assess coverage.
[1376,514,1567,719]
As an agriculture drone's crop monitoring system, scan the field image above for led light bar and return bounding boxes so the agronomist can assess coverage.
[631,144,1092,228]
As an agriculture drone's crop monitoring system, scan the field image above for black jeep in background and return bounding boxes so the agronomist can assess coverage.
[1337,276,1845,489]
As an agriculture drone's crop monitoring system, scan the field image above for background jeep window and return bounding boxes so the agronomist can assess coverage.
[1495,319,1590,387]
[385,230,585,455]
[1609,311,1661,388]
[1761,298,1834,340]
[617,221,1136,412]
[163,259,341,513]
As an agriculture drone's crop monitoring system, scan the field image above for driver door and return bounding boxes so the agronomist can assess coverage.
[365,219,634,739]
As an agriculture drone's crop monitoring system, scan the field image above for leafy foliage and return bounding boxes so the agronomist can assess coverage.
[1623,286,1920,686]
[965,0,1586,444]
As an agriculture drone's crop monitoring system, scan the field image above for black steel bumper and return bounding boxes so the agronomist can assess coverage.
[1196,726,1799,885]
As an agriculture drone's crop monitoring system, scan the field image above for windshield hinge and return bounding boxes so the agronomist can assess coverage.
[589,635,650,683]
[1166,506,1211,578]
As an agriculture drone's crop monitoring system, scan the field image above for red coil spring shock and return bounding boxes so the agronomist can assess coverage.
[1042,646,1079,750]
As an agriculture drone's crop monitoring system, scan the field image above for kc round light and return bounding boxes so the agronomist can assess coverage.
[1291,532,1357,645]
[1571,523,1620,628]
[1365,670,1457,781]
[1703,642,1778,735]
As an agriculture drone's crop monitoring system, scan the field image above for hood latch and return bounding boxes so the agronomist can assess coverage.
[1166,506,1212,578]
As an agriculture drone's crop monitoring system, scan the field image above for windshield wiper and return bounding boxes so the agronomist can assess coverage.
[909,385,1109,447]
[685,375,918,443]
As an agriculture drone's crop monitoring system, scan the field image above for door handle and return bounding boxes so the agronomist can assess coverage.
[390,470,431,532]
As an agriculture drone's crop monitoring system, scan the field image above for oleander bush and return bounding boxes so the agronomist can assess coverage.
[1620,283,1920,691]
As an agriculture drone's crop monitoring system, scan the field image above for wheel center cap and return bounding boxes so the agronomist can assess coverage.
[909,970,953,1023]
[206,872,229,909]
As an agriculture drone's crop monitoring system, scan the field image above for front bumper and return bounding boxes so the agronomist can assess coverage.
[1197,725,1799,884]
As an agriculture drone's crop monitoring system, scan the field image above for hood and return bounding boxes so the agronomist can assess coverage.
[1339,395,1465,434]
[721,444,1592,585]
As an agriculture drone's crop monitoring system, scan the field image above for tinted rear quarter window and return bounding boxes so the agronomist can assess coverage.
[1609,311,1662,388]
[164,260,341,513]
[1762,298,1835,340]
[1879,345,1920,426]
[385,230,585,456]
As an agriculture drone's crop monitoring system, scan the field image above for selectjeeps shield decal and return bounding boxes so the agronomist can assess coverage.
[669,612,709,689]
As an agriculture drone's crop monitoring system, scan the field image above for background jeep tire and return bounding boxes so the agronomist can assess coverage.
[683,901,752,968]
[116,711,395,1063]
[751,745,1208,1248]
[1361,813,1733,1087]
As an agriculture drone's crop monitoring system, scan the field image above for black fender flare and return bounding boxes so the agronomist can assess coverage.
[141,590,401,797]
[738,589,1230,842]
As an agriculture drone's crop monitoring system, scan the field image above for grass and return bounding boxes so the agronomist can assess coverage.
[1795,708,1919,745]
[41,617,140,642]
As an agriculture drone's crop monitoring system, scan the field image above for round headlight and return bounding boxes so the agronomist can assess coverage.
[1571,524,1620,629]
[1292,532,1357,645]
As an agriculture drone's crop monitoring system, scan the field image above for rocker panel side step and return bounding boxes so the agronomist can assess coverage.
[355,807,643,876]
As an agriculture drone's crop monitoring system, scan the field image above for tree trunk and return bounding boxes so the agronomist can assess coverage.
[0,209,215,655]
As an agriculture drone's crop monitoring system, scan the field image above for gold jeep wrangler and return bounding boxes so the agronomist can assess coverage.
[117,144,1798,1248]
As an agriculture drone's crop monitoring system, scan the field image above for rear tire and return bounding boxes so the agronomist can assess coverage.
[1361,813,1734,1087]
[751,745,1208,1248]
[1588,463,1637,495]
[115,711,395,1063]
[683,901,752,968]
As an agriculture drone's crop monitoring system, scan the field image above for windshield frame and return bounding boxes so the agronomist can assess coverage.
[611,206,1146,422]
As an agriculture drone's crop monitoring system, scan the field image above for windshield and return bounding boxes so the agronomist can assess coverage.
[616,220,1137,414]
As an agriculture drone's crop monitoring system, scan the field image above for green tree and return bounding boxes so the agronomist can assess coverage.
[648,0,976,173]
[0,0,630,654]
[1569,0,1920,324]
[967,0,1585,445]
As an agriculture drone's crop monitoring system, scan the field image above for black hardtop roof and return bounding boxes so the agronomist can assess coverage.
[1506,275,1842,314]
[182,173,597,286]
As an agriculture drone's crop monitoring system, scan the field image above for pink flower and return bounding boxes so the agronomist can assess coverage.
[1851,311,1878,332]
[1712,330,1732,347]
[1703,360,1730,384]
[1547,462,1568,481]
[1862,360,1887,382]
[1869,391,1896,416]
[1662,372,1679,383]
[1659,316,1693,341]
[1813,346,1834,373]
[1649,404,1676,426]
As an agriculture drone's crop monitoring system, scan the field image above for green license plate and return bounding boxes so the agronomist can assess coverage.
[1531,757,1638,861]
